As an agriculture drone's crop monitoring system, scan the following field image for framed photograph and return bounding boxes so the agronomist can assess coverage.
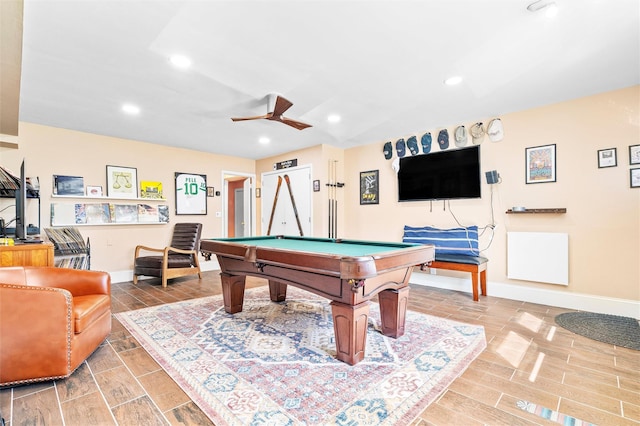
[85,185,103,197]
[631,168,640,188]
[525,144,556,184]
[140,181,163,199]
[360,170,379,205]
[313,180,320,192]
[53,175,84,196]
[207,186,215,197]
[106,166,138,198]
[175,172,207,215]
[629,144,640,165]
[597,148,617,168]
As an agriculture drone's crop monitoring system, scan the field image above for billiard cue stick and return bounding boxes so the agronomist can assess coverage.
[327,160,331,238]
[284,174,304,236]
[266,175,282,235]
[332,160,337,238]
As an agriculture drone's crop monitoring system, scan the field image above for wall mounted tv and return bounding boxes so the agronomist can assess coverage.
[398,145,482,201]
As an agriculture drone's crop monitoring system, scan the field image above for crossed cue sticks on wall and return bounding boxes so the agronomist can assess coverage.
[266,174,304,236]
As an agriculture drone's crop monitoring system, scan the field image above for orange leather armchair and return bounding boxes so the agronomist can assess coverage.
[0,266,111,387]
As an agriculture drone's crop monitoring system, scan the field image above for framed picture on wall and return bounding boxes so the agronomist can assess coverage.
[106,166,138,198]
[175,172,207,214]
[359,170,379,205]
[631,168,640,188]
[525,144,556,184]
[630,144,640,165]
[597,148,617,168]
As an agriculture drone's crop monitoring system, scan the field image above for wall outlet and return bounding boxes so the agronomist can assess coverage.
[430,268,437,275]
[215,211,222,217]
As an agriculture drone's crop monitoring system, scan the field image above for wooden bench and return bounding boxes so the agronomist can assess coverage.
[424,254,488,302]
[403,225,488,301]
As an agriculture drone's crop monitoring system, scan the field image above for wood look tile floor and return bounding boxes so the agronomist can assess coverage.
[1,271,638,425]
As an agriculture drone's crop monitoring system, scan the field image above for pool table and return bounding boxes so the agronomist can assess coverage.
[200,235,435,365]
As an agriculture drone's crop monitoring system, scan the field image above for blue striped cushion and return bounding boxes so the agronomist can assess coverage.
[402,225,479,256]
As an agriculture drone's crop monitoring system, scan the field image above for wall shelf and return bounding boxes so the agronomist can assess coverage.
[51,194,166,202]
[506,208,567,214]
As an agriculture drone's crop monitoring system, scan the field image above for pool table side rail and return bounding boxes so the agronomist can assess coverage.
[201,240,434,280]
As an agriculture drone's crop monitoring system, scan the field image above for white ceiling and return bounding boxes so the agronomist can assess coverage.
[18,0,640,160]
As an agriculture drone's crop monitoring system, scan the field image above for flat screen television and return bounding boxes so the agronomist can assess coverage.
[398,145,482,201]
[14,160,27,240]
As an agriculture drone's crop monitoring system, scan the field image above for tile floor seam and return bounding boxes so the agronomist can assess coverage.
[108,334,171,424]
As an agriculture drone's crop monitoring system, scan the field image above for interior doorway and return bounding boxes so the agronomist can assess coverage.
[222,171,256,238]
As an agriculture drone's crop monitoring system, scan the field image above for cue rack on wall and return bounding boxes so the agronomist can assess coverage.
[326,160,344,238]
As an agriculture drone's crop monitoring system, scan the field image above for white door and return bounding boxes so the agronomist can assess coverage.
[262,166,312,236]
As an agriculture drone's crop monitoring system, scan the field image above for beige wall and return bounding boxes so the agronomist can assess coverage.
[0,123,255,273]
[344,85,639,301]
[1,86,637,305]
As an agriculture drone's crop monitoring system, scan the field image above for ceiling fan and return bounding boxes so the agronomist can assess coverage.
[231,94,312,130]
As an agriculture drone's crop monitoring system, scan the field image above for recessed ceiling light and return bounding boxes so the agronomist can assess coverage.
[169,55,191,69]
[444,76,463,86]
[259,137,270,144]
[122,104,140,115]
[327,114,341,123]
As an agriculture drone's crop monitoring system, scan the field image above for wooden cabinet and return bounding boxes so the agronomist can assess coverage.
[0,243,54,267]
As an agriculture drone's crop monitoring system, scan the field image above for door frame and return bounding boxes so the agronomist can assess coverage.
[221,170,256,238]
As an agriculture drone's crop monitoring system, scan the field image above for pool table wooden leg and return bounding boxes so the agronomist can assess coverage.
[268,280,287,302]
[220,273,246,314]
[377,287,410,338]
[330,301,370,365]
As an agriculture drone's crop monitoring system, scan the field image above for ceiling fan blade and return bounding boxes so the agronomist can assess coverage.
[230,113,273,122]
[272,96,293,116]
[280,117,312,130]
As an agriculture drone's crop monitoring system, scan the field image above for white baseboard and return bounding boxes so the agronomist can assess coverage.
[108,265,638,320]
[410,272,640,320]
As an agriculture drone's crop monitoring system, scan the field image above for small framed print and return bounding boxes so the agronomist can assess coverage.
[629,144,640,165]
[359,170,379,205]
[53,175,85,196]
[207,186,215,197]
[597,148,617,168]
[525,144,556,184]
[106,165,138,198]
[631,168,640,188]
[86,185,103,197]
[313,180,320,192]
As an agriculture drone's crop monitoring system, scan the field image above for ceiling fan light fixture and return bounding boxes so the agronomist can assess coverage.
[258,137,270,144]
[327,114,341,123]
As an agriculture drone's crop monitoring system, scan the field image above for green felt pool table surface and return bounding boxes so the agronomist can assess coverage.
[207,235,419,257]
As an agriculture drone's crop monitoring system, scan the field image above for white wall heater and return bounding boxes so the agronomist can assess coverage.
[507,232,569,285]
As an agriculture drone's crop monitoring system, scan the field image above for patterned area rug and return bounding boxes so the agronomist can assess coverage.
[116,287,486,425]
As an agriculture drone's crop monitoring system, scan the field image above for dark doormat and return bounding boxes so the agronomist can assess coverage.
[555,312,640,350]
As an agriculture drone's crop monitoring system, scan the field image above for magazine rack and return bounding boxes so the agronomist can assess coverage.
[44,227,90,269]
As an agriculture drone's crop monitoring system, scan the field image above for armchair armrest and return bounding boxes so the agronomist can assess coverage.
[164,246,197,255]
[135,245,165,256]
[0,284,73,385]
